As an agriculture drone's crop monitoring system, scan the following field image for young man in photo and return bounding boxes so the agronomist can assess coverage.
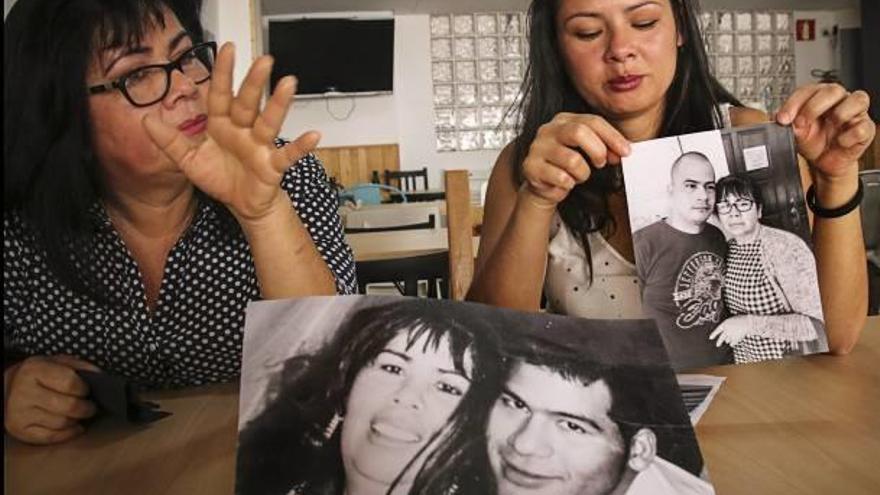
[633,152,731,369]
[485,358,712,495]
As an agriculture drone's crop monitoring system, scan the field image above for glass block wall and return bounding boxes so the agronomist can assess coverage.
[430,13,527,152]
[430,10,796,152]
[700,11,795,114]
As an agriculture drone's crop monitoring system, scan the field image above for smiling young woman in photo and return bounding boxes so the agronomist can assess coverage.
[3,0,354,445]
[469,0,873,360]
[234,300,503,495]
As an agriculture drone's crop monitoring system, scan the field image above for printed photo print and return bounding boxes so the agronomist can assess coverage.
[622,122,827,370]
[235,296,716,495]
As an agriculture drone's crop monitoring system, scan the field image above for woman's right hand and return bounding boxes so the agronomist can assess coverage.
[4,355,99,445]
[520,113,631,208]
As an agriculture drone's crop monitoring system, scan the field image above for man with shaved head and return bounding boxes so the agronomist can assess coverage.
[633,152,731,369]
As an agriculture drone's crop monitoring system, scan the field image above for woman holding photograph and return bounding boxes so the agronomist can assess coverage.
[235,301,503,495]
[710,174,826,363]
[3,0,355,445]
[469,0,873,356]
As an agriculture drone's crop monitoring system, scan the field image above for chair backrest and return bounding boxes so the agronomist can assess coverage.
[444,170,475,301]
[384,167,429,192]
[355,251,449,297]
[862,170,880,251]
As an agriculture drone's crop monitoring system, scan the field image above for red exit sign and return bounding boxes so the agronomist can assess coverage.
[796,19,816,41]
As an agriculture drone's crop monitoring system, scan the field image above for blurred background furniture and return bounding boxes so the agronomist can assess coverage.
[338,183,407,207]
[341,202,442,232]
[444,170,475,300]
[355,251,448,297]
[315,143,399,188]
[373,167,447,203]
[345,214,437,234]
[342,170,479,299]
[861,169,880,315]
[375,167,429,191]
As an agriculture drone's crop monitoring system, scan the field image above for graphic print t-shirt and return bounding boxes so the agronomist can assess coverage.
[634,220,731,369]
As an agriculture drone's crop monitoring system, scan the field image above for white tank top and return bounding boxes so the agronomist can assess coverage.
[543,103,733,319]
[544,215,645,318]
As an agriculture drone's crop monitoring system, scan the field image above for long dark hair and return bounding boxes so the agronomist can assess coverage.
[511,0,741,276]
[235,300,504,495]
[4,0,203,296]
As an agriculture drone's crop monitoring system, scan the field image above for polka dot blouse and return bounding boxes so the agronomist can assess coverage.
[3,151,356,389]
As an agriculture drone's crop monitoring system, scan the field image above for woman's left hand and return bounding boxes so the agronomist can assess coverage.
[776,84,875,180]
[143,42,319,224]
[709,316,753,347]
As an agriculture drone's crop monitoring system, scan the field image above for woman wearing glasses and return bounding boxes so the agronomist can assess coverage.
[3,0,354,444]
[709,175,827,363]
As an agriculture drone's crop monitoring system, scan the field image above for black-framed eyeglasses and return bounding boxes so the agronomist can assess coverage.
[716,198,755,214]
[88,41,217,107]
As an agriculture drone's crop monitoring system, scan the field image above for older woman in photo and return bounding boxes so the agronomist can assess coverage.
[3,0,355,445]
[709,174,827,363]
[235,300,504,495]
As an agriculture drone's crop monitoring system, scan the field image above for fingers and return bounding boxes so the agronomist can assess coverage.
[35,392,97,419]
[777,83,850,128]
[230,54,273,128]
[207,42,236,118]
[272,131,321,173]
[827,90,871,128]
[776,84,825,125]
[553,115,631,163]
[18,424,85,445]
[794,84,849,128]
[29,407,81,430]
[836,117,876,150]
[253,75,297,145]
[142,114,198,167]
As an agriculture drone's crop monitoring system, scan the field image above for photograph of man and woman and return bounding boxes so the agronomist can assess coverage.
[234,296,716,495]
[623,123,827,370]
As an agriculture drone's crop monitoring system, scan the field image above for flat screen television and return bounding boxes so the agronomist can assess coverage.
[267,16,394,97]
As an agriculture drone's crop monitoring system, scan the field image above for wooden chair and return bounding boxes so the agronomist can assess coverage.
[375,167,429,192]
[444,170,476,301]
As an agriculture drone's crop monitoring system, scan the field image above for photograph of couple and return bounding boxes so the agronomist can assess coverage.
[623,123,827,370]
[235,296,715,495]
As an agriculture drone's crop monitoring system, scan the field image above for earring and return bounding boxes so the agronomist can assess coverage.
[323,412,343,440]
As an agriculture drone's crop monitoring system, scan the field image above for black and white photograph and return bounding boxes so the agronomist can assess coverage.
[235,296,715,495]
[622,123,827,370]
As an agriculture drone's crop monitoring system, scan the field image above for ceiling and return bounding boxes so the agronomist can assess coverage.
[261,0,861,16]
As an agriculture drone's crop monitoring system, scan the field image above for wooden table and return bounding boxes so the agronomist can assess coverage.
[6,318,880,494]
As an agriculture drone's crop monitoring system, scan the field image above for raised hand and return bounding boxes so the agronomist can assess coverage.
[776,84,875,179]
[521,113,631,208]
[143,42,320,224]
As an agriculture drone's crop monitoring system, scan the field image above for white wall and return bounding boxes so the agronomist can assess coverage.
[278,14,502,187]
[793,9,861,88]
[203,0,256,88]
[228,5,864,187]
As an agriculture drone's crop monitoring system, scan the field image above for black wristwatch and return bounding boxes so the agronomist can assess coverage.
[806,178,864,219]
